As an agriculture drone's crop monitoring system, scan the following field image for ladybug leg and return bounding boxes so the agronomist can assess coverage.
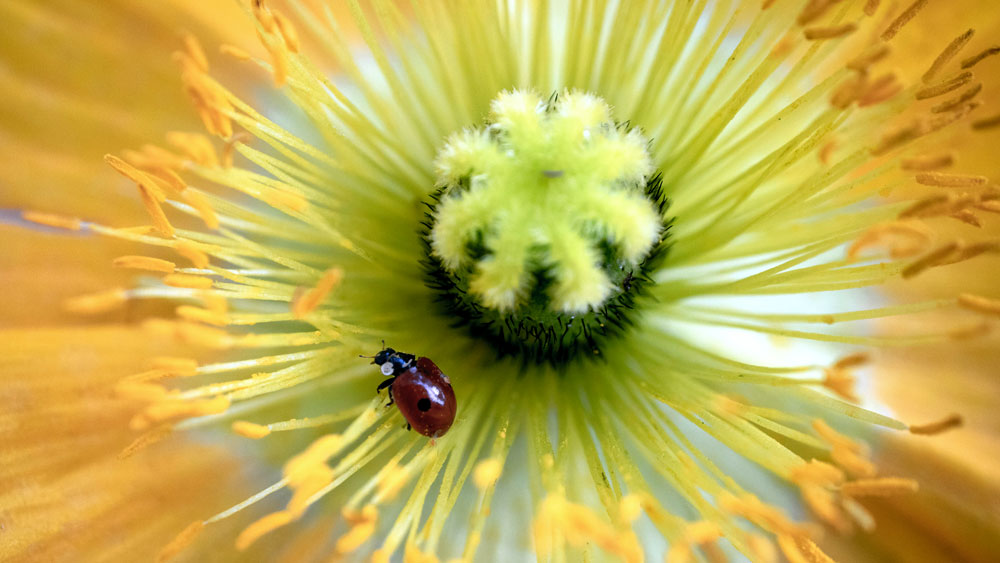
[406,423,412,431]
[376,377,395,406]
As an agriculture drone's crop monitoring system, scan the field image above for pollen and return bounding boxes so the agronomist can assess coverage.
[472,458,503,490]
[236,511,294,551]
[840,477,920,497]
[21,210,82,231]
[292,268,343,318]
[163,273,214,289]
[113,255,176,273]
[232,420,272,439]
[156,520,204,563]
[63,287,127,314]
[336,505,378,554]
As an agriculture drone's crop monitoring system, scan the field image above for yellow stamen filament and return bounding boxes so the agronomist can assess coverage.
[157,521,204,563]
[840,477,919,497]
[962,46,1000,69]
[232,420,272,439]
[63,288,127,314]
[150,356,199,377]
[261,187,309,212]
[336,505,378,554]
[922,29,975,83]
[113,255,176,273]
[915,71,974,100]
[909,413,963,435]
[958,293,1000,317]
[164,273,214,289]
[881,0,929,42]
[472,458,504,489]
[915,171,989,187]
[177,305,229,326]
[804,24,857,41]
[901,153,953,171]
[292,268,344,318]
[236,511,294,551]
[21,210,82,230]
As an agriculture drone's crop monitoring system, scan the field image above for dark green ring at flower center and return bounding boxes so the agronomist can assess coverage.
[420,175,672,367]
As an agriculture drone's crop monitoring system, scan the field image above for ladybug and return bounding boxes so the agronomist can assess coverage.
[367,345,457,438]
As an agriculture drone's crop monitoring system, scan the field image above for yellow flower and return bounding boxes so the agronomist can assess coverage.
[2,1,1000,562]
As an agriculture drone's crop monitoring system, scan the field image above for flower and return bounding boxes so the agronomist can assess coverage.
[3,1,1000,562]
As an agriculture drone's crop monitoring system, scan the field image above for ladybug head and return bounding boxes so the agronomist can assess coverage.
[373,347,396,366]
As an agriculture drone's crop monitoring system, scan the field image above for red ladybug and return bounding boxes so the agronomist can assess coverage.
[369,346,457,438]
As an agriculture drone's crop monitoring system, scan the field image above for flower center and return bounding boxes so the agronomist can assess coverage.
[422,90,670,365]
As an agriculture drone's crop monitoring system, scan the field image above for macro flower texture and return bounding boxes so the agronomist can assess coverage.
[3,0,1000,562]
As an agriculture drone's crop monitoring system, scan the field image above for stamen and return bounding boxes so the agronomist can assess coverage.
[220,44,252,61]
[971,113,1000,130]
[181,190,220,229]
[914,171,989,187]
[157,521,204,563]
[150,356,200,377]
[137,183,175,237]
[915,71,974,100]
[796,0,838,26]
[778,535,835,563]
[175,241,211,268]
[113,255,176,273]
[177,305,229,326]
[858,73,903,107]
[236,511,293,550]
[118,425,172,460]
[949,210,981,227]
[63,288,127,314]
[131,395,230,430]
[864,0,880,17]
[840,477,919,497]
[222,131,253,168]
[21,210,82,231]
[961,46,1000,69]
[812,419,876,478]
[901,241,959,278]
[336,505,378,554]
[163,273,214,289]
[292,268,343,318]
[922,29,975,84]
[232,420,272,438]
[881,0,929,42]
[166,131,219,167]
[930,83,982,113]
[847,44,890,72]
[804,23,858,41]
[718,494,814,537]
[472,458,503,489]
[901,153,954,171]
[958,293,1000,316]
[909,413,963,435]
